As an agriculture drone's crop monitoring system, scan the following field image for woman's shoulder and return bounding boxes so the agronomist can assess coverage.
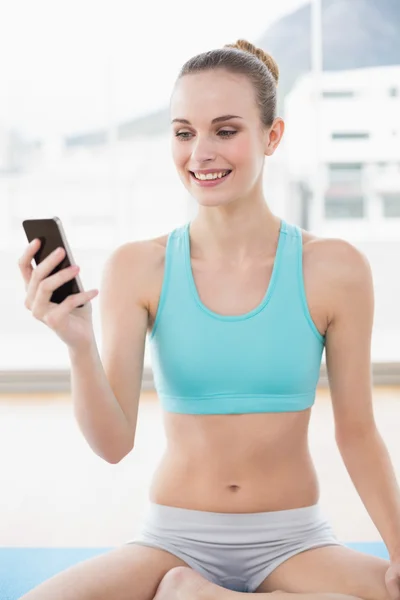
[292,226,372,331]
[124,228,175,296]
[299,227,370,278]
[116,232,168,287]
[298,227,372,314]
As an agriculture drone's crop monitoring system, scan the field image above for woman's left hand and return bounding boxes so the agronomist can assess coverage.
[386,563,400,600]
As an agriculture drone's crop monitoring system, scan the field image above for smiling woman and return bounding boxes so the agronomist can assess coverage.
[18,37,399,600]
[168,41,284,214]
[173,115,240,186]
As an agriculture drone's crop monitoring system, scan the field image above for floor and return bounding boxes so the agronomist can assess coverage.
[1,387,399,548]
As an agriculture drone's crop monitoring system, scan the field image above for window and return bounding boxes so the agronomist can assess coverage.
[382,193,400,218]
[325,165,365,219]
[328,163,363,184]
[65,131,107,148]
[331,132,370,140]
[324,196,365,219]
[323,91,354,98]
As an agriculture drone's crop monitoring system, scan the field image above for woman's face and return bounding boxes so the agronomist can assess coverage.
[170,69,282,207]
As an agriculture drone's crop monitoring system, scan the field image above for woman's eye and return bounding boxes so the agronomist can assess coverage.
[218,130,237,137]
[175,130,237,140]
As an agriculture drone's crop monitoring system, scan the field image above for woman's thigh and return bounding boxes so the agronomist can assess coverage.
[19,543,191,600]
[255,545,389,600]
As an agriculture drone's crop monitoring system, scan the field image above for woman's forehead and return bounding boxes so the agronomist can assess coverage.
[171,72,256,119]
[174,70,250,95]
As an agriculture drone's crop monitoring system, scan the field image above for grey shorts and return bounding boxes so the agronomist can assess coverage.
[127,502,342,592]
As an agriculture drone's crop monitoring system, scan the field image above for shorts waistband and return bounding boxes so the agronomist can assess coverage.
[144,502,324,528]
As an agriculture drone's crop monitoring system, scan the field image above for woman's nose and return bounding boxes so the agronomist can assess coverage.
[190,136,216,163]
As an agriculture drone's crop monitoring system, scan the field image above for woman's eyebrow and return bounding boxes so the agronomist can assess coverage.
[171,115,243,125]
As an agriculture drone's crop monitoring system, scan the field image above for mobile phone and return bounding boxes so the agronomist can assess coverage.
[22,217,86,308]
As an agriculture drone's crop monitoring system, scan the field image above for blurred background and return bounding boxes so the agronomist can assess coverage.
[1,0,399,548]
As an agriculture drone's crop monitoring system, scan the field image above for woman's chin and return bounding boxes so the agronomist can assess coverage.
[194,196,232,207]
[190,188,235,204]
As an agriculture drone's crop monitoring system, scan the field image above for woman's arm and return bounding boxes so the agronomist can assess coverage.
[324,239,400,562]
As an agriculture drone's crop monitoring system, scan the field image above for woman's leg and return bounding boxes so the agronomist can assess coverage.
[19,544,191,600]
[154,566,364,600]
[254,545,389,600]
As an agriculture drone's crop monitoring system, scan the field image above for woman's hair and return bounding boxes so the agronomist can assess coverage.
[175,39,279,129]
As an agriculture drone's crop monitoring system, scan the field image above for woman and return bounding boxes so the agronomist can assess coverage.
[19,40,400,600]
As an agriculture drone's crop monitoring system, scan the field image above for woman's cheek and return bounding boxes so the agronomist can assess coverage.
[171,138,185,161]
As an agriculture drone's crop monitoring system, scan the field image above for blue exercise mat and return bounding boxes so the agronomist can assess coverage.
[0,543,389,600]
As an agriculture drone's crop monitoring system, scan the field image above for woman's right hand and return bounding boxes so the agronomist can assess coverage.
[18,238,100,350]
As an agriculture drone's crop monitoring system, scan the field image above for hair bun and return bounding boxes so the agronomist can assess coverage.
[224,39,279,86]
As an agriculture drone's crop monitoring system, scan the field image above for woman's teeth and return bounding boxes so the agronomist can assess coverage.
[192,170,231,180]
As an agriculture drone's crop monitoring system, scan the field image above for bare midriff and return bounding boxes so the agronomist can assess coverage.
[148,409,320,513]
[144,228,326,514]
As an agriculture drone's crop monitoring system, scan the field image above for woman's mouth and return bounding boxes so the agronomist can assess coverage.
[189,170,232,187]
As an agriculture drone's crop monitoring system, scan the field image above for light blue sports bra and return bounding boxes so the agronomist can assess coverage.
[149,219,325,415]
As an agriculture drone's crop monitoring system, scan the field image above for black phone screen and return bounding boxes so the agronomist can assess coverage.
[22,217,84,306]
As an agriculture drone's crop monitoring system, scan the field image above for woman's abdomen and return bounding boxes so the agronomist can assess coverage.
[148,410,320,513]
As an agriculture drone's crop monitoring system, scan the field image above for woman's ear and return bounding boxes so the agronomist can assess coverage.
[265,117,285,156]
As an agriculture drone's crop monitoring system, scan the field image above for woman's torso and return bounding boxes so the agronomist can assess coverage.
[139,221,331,513]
